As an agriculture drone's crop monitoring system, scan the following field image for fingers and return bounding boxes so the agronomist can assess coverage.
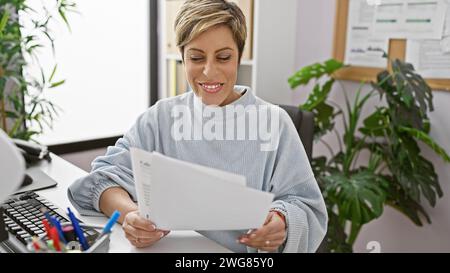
[123,223,163,239]
[123,211,171,248]
[238,211,287,250]
[242,213,284,240]
[125,211,156,231]
[125,233,159,248]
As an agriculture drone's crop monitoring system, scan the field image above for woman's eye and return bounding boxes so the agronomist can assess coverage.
[218,56,231,61]
[189,56,204,62]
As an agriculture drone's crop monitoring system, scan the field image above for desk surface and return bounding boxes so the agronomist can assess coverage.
[32,154,232,253]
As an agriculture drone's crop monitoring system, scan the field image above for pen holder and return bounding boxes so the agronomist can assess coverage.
[83,233,111,253]
[27,233,111,253]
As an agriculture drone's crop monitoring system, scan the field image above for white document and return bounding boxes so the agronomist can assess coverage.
[130,148,274,231]
[345,0,389,68]
[372,0,447,39]
[406,39,450,78]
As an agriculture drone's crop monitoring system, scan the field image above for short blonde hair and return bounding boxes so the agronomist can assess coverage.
[175,0,247,62]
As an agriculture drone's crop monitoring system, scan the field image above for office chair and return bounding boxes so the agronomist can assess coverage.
[278,105,314,161]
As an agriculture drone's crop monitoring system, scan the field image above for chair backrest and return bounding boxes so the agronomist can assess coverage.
[277,105,314,161]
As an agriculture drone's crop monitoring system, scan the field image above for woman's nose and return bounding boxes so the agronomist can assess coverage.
[202,61,218,78]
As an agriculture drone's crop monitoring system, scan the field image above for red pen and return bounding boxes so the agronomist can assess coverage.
[50,227,61,251]
[42,219,52,238]
[32,238,40,251]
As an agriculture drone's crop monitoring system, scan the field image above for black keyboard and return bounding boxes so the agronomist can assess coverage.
[0,191,99,252]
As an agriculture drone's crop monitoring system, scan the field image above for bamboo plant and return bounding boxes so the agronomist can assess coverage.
[0,0,75,140]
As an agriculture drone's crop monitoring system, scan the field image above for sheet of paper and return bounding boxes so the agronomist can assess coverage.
[345,0,389,68]
[406,39,450,78]
[131,148,274,231]
[372,0,447,39]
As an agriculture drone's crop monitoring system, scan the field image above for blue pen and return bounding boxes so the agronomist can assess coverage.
[99,210,121,237]
[49,216,67,244]
[67,208,89,251]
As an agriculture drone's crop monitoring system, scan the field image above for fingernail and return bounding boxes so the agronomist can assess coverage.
[159,232,164,238]
[151,225,156,230]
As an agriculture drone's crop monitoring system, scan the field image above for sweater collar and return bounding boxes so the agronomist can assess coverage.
[192,85,256,122]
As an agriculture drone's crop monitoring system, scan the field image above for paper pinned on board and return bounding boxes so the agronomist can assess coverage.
[345,0,389,68]
[371,0,447,40]
[406,39,450,79]
[130,148,274,231]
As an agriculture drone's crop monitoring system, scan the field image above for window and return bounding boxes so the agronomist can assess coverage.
[24,0,150,145]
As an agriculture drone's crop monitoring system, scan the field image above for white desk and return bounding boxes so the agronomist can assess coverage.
[31,154,232,253]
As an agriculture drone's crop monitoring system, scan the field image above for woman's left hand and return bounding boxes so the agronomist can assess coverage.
[238,211,287,252]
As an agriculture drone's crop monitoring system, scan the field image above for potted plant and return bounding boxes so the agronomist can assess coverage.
[289,59,450,252]
[0,0,75,140]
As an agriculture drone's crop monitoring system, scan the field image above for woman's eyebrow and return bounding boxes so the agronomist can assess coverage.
[187,47,234,53]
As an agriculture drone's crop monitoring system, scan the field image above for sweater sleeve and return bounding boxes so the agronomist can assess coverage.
[67,108,157,216]
[266,109,328,253]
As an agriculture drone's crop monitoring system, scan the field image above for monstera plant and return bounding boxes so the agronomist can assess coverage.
[289,59,450,252]
[0,0,75,140]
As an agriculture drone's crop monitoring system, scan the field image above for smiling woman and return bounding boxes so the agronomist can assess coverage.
[183,25,241,106]
[175,0,247,106]
[68,0,327,253]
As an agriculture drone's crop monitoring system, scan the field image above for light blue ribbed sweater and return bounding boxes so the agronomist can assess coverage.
[67,86,328,253]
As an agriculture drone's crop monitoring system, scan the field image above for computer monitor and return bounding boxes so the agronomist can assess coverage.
[0,129,25,203]
[0,130,25,245]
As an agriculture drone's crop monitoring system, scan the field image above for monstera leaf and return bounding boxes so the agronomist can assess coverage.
[392,59,434,113]
[399,126,450,163]
[384,177,432,226]
[300,79,336,138]
[323,170,388,225]
[389,139,443,207]
[360,108,390,137]
[288,59,344,89]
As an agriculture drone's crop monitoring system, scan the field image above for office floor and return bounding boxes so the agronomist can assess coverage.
[60,148,107,172]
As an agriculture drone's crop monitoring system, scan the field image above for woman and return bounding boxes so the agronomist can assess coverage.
[68,0,327,253]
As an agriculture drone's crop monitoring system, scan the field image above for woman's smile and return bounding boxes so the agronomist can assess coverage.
[199,82,225,94]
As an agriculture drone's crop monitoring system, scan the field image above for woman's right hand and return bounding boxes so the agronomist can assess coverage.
[122,210,170,248]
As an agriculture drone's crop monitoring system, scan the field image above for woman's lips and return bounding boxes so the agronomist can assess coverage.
[199,83,224,94]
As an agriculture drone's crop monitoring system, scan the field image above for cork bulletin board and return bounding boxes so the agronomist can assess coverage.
[332,0,450,91]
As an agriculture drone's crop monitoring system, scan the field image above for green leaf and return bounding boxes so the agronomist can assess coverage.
[324,59,345,74]
[389,142,442,206]
[49,79,65,88]
[360,108,389,137]
[4,111,19,119]
[49,64,58,83]
[384,176,431,226]
[0,11,10,35]
[288,59,344,89]
[392,59,434,113]
[301,79,335,111]
[58,8,72,32]
[313,102,335,139]
[323,170,388,225]
[399,126,450,163]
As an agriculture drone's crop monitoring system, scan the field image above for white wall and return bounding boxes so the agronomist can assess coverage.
[290,0,450,252]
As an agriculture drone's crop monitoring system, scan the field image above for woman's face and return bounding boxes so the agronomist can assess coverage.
[184,25,240,107]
